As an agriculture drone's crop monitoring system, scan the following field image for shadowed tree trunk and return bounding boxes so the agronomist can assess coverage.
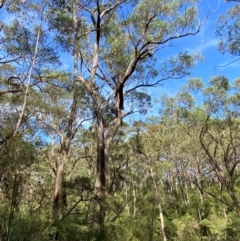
[74,0,203,235]
[51,3,80,223]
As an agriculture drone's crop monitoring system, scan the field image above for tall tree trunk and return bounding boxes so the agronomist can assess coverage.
[51,158,65,222]
[51,1,79,223]
[93,121,106,238]
[91,100,124,237]
[149,167,167,241]
[13,26,41,137]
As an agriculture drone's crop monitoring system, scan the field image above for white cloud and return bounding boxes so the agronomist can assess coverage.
[198,39,218,52]
[184,38,218,54]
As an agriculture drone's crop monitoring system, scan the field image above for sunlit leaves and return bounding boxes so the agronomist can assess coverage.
[125,90,152,114]
[130,0,199,44]
[216,5,240,56]
[3,20,31,57]
[160,51,202,79]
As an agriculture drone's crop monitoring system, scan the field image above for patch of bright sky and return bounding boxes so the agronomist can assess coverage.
[40,0,240,122]
[151,0,240,99]
[1,0,239,121]
[60,0,240,91]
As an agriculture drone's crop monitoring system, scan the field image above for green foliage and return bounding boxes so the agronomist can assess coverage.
[52,215,91,241]
[2,0,240,240]
[216,5,240,56]
[173,214,200,241]
[0,205,48,241]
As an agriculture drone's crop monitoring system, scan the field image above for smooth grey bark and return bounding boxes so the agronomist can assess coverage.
[75,0,204,235]
[51,3,80,223]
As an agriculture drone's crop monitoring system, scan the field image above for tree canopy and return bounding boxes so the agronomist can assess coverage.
[0,0,240,240]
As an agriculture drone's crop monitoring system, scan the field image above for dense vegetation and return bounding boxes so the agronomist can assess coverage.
[0,0,240,240]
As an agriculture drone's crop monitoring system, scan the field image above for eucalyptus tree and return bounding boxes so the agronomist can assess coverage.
[35,1,95,228]
[161,76,240,218]
[123,119,203,240]
[0,2,90,232]
[131,121,172,241]
[0,2,79,239]
[156,77,240,240]
[47,0,206,236]
[0,1,65,239]
[0,0,60,137]
[198,77,240,217]
[0,0,207,238]
[216,0,240,66]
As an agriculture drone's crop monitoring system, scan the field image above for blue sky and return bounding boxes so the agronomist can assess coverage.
[152,0,240,98]
[1,0,237,86]
[1,0,238,108]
